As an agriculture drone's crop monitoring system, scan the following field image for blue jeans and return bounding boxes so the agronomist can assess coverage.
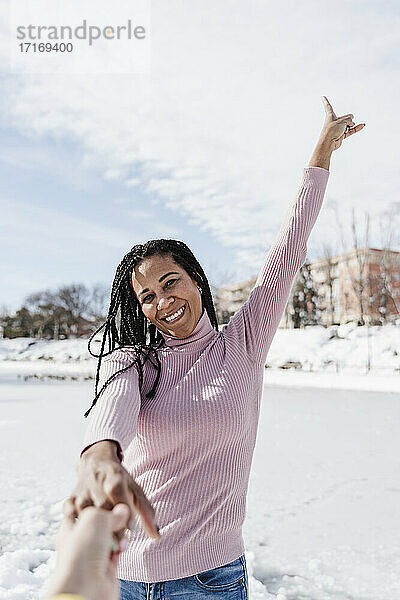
[119,554,248,599]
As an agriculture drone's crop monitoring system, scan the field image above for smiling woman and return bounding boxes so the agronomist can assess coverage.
[59,97,365,600]
[84,238,218,416]
[132,254,204,338]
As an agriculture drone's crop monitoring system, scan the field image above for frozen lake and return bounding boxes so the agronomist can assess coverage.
[0,379,399,599]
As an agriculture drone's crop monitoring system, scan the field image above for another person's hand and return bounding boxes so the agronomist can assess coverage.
[64,441,160,541]
[44,503,130,600]
[319,95,365,151]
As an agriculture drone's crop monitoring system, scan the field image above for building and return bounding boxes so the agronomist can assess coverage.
[214,277,256,325]
[215,247,400,328]
[215,274,302,329]
[310,247,400,325]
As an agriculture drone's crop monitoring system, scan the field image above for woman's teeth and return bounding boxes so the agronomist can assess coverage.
[164,305,185,322]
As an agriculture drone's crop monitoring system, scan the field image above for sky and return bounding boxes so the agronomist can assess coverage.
[1,0,399,311]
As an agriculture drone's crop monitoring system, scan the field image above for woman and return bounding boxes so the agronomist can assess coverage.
[64,97,364,600]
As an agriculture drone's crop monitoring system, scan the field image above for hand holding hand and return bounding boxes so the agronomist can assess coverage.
[64,442,160,542]
[44,503,130,600]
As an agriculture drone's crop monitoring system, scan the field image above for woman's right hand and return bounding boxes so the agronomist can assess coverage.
[63,441,160,541]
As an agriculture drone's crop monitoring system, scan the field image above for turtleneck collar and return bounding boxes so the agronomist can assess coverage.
[157,308,216,351]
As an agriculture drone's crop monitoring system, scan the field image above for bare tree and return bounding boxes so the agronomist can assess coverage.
[24,284,96,338]
[376,207,400,321]
[350,210,371,324]
[1,283,112,339]
[46,284,89,337]
[315,243,338,326]
[25,290,63,338]
[336,208,373,325]
[89,283,110,327]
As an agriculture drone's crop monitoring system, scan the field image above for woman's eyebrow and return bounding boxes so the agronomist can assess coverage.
[139,272,180,296]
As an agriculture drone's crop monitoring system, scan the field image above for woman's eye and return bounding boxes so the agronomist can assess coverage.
[142,279,178,303]
[165,278,178,287]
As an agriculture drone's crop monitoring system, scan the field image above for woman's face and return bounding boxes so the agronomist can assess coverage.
[132,254,203,338]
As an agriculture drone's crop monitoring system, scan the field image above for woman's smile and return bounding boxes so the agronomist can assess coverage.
[131,254,203,338]
[161,304,186,324]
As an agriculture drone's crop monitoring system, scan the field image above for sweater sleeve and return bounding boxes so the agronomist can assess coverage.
[222,166,330,366]
[80,349,141,461]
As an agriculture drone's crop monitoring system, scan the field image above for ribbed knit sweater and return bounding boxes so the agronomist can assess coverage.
[81,166,330,583]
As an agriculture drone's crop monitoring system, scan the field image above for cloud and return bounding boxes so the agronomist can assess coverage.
[0,198,137,253]
[1,0,399,278]
[0,191,185,307]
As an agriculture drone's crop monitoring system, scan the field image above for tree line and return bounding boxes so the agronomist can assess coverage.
[0,284,109,339]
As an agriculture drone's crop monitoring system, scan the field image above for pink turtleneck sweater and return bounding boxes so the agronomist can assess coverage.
[81,166,329,583]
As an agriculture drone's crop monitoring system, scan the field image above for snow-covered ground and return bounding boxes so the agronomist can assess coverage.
[0,322,399,391]
[0,379,399,600]
[0,326,399,598]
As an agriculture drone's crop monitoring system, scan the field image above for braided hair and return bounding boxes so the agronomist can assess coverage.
[84,239,218,418]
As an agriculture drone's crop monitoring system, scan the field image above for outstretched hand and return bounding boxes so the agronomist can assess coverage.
[43,504,130,600]
[320,96,365,151]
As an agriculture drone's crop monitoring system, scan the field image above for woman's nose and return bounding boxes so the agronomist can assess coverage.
[157,296,174,311]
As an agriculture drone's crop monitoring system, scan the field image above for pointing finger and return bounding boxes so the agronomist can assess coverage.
[322,96,337,120]
[127,480,160,540]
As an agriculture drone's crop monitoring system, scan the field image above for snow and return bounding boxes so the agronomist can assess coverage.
[266,322,400,375]
[246,385,400,599]
[0,379,399,599]
[264,370,400,393]
[0,326,399,598]
[1,323,398,391]
[0,381,87,600]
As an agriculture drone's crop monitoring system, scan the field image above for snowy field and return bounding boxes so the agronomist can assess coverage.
[1,322,399,380]
[0,378,399,600]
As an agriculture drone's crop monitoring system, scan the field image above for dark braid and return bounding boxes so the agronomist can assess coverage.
[84,239,218,418]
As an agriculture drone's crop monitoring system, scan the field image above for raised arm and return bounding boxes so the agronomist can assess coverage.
[223,96,365,366]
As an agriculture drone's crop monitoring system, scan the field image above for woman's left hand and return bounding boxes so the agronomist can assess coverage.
[319,96,365,151]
